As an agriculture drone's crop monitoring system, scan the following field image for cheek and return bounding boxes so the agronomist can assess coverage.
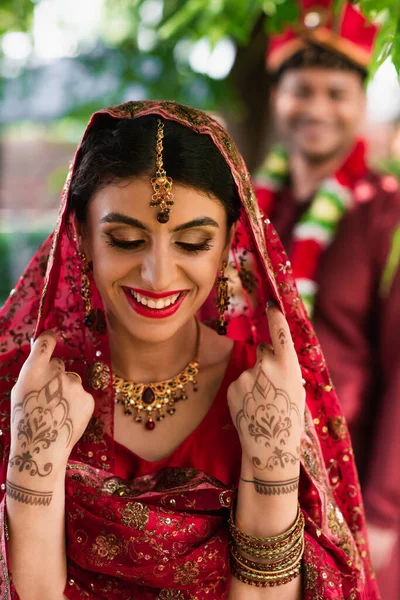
[337,102,362,129]
[275,94,301,121]
[90,243,136,293]
[182,252,221,292]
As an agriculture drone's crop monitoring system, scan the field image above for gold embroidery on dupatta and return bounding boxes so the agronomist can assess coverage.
[158,591,186,600]
[327,415,347,440]
[0,507,10,598]
[155,467,199,491]
[87,361,111,391]
[302,414,361,566]
[81,416,105,444]
[120,501,150,530]
[173,561,200,586]
[91,532,121,560]
[327,502,353,557]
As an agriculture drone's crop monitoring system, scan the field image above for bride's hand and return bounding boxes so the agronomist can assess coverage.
[227,302,305,490]
[9,332,94,481]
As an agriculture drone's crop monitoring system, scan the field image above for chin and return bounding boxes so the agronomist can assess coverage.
[124,321,184,345]
[299,142,343,163]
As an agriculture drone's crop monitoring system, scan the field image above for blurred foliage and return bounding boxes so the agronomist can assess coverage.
[0,0,34,36]
[0,0,399,150]
[0,0,237,127]
[380,157,400,178]
[133,0,400,78]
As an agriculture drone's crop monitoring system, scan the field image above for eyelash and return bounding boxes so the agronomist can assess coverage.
[106,237,213,254]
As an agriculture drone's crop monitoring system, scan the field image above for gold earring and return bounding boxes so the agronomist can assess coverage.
[80,253,95,329]
[150,119,174,224]
[216,262,230,335]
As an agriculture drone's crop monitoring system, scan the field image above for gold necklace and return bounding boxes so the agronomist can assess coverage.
[113,321,200,431]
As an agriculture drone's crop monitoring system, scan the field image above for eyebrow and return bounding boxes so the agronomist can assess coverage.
[100,212,219,232]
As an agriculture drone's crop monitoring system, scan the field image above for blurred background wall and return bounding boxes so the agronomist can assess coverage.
[1,0,400,303]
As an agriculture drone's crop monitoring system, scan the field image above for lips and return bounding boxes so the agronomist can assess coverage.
[123,287,188,319]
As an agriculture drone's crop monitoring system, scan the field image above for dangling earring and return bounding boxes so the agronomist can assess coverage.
[80,253,96,329]
[216,261,230,335]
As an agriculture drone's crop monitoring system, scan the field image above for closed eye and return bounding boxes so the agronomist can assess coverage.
[175,241,213,253]
[105,236,213,253]
[106,237,145,250]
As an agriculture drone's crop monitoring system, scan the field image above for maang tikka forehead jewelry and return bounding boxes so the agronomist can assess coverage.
[150,119,174,224]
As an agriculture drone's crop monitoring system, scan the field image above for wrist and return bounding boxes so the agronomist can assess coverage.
[240,454,300,482]
[237,457,299,537]
[6,460,67,501]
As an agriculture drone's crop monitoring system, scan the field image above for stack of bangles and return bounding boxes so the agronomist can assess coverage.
[229,503,305,587]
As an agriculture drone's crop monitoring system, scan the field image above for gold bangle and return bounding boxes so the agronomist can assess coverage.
[229,505,304,550]
[231,530,303,560]
[231,538,304,577]
[230,512,305,558]
[232,564,302,587]
[230,534,303,565]
[233,564,302,581]
[230,535,304,571]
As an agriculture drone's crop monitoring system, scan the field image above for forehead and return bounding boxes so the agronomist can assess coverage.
[278,67,364,91]
[88,178,227,226]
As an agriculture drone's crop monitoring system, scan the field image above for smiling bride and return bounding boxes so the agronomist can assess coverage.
[0,101,378,599]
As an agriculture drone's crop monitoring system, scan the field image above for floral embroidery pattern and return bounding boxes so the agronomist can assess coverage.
[0,100,378,598]
[173,561,200,586]
[120,502,150,530]
[91,532,121,561]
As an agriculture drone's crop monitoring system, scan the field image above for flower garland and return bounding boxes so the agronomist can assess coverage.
[254,142,367,317]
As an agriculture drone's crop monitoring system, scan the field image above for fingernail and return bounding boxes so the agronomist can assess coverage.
[266,300,277,309]
[30,338,34,349]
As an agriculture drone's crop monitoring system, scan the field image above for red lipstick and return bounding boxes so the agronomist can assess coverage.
[126,287,186,299]
[123,287,188,319]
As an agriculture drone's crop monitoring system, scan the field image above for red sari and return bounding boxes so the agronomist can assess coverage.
[0,101,379,599]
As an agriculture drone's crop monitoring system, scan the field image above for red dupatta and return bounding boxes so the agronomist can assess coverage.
[0,101,378,599]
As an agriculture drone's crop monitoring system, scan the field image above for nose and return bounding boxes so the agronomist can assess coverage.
[140,243,179,291]
[303,94,333,121]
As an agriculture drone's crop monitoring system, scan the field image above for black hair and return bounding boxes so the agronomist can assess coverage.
[273,43,367,84]
[69,114,241,229]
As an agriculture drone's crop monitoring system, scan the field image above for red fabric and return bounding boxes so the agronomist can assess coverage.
[290,238,321,281]
[257,140,400,599]
[267,1,379,71]
[0,101,379,599]
[112,341,248,484]
[313,172,400,600]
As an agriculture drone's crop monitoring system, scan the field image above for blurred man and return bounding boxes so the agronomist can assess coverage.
[255,2,400,598]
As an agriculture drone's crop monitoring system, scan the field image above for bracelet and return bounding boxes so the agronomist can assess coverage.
[229,501,305,587]
[230,510,305,559]
[231,537,304,576]
[232,564,302,588]
[230,534,304,571]
[229,502,302,546]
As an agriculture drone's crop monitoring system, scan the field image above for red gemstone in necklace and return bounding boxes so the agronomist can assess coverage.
[146,419,156,431]
[142,387,155,405]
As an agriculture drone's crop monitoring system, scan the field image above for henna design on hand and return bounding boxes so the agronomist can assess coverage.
[9,373,73,477]
[40,340,49,355]
[240,476,299,495]
[277,328,286,348]
[236,366,301,471]
[6,480,53,506]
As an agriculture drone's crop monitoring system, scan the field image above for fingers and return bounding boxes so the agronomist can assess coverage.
[266,301,296,364]
[28,331,57,364]
[256,343,274,363]
[50,357,66,373]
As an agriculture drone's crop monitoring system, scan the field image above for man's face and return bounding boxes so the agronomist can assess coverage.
[273,67,366,161]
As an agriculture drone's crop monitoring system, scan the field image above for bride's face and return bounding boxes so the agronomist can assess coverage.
[80,177,234,343]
